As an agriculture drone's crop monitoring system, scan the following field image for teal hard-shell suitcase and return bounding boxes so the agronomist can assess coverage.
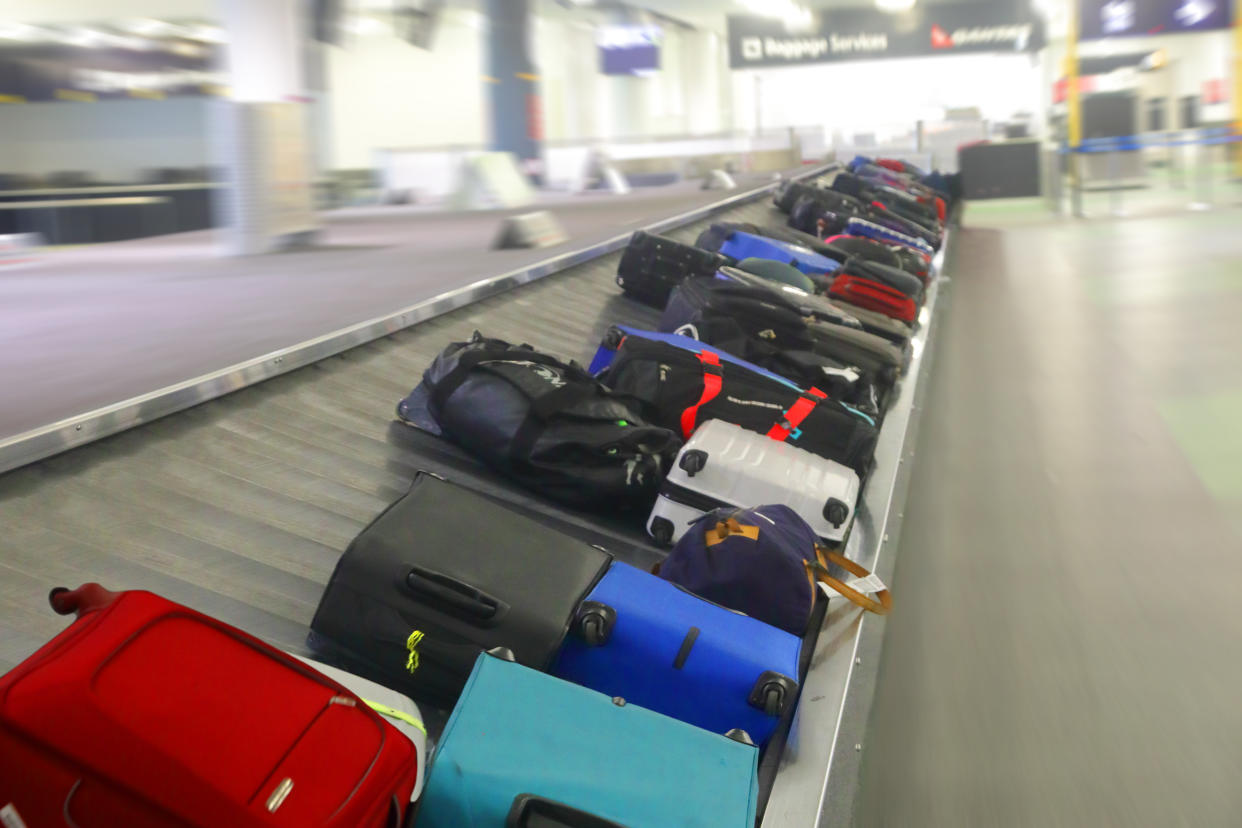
[416,652,760,828]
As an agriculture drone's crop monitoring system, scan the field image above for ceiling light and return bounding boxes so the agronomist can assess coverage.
[185,24,225,43]
[119,18,177,37]
[875,0,916,11]
[738,0,812,27]
[343,16,392,36]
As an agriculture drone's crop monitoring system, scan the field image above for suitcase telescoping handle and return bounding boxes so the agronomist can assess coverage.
[809,548,893,616]
[404,566,506,621]
[49,583,122,618]
[505,794,628,828]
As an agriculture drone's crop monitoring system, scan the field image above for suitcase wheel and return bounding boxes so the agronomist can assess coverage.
[823,498,851,528]
[749,672,798,718]
[678,449,709,477]
[725,728,756,746]
[574,601,616,647]
[649,517,675,547]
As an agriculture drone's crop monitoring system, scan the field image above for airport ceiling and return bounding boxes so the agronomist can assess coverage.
[559,0,1047,32]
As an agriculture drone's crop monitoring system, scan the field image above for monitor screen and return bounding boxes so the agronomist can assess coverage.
[1080,0,1231,40]
[598,25,661,75]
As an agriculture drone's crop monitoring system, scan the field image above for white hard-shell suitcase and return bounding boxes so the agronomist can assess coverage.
[646,419,861,546]
[291,655,429,801]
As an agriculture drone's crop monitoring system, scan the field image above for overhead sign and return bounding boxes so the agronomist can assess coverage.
[1080,0,1231,39]
[727,4,1045,69]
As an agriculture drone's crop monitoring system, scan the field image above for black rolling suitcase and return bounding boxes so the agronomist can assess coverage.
[616,230,734,308]
[309,471,613,709]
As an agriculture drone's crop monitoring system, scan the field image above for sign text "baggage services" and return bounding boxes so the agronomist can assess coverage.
[743,33,888,61]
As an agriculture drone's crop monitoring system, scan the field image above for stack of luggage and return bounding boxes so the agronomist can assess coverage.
[0,155,952,827]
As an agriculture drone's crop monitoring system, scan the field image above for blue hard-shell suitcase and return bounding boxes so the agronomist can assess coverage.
[717,230,842,276]
[417,652,760,828]
[551,561,803,747]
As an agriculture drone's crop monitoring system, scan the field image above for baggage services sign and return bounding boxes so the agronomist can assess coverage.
[728,3,1045,69]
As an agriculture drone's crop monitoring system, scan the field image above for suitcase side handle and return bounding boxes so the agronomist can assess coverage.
[49,583,122,618]
[404,567,506,621]
[505,794,629,828]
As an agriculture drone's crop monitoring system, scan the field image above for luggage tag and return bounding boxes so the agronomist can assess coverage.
[807,548,892,616]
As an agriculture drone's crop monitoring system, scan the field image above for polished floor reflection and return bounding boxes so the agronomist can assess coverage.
[857,201,1242,825]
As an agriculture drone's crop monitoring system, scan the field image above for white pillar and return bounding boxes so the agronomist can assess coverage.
[212,0,319,255]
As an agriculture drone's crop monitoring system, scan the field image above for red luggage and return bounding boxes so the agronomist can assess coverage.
[829,274,918,323]
[0,584,418,828]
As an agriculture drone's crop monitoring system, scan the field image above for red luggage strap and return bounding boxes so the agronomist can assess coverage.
[680,351,724,438]
[767,387,828,442]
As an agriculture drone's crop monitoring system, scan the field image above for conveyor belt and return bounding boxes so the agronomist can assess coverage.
[0,168,949,825]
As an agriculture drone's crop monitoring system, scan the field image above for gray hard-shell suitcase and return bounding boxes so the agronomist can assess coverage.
[647,419,861,547]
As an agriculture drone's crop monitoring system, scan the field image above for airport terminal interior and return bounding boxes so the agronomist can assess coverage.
[1,0,1240,825]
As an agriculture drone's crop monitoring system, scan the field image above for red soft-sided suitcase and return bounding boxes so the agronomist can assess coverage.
[0,584,418,828]
[829,274,918,323]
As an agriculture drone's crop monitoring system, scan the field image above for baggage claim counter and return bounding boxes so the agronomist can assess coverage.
[0,163,953,826]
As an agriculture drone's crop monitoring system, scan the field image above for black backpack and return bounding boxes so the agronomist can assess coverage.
[599,335,879,476]
[416,332,681,509]
[660,277,907,387]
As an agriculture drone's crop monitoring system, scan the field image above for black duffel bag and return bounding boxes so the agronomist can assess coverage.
[411,332,681,509]
[787,188,866,235]
[599,334,879,476]
[660,277,907,389]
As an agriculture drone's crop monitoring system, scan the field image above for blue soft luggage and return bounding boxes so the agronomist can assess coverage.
[587,325,802,390]
[417,652,760,828]
[551,561,803,747]
[717,230,841,277]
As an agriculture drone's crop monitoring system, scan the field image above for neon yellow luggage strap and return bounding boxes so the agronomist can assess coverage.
[363,699,426,735]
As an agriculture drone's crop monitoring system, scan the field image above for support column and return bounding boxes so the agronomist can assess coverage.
[213,0,319,255]
[486,0,543,181]
[1234,0,1242,177]
[1064,0,1083,215]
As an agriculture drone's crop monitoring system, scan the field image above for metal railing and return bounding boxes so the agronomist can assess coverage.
[1051,127,1242,218]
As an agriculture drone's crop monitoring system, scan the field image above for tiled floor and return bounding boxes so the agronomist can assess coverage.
[856,199,1242,825]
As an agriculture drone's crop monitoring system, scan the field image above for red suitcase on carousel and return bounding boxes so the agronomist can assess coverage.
[0,584,419,828]
[829,274,918,324]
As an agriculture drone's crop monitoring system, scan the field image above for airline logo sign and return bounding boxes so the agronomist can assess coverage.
[929,23,1034,51]
[728,4,1044,69]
